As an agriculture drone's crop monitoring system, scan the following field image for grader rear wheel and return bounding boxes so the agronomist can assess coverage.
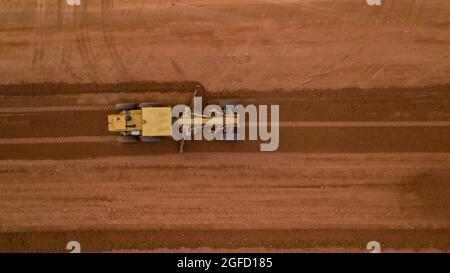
[115,103,138,111]
[117,135,139,143]
[139,102,161,108]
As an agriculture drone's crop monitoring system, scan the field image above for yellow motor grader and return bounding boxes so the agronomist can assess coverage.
[107,91,239,152]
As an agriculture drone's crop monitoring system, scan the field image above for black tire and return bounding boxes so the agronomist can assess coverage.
[139,136,162,142]
[117,135,139,143]
[116,103,138,111]
[139,102,161,108]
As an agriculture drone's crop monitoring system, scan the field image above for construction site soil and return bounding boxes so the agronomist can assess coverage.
[0,0,449,252]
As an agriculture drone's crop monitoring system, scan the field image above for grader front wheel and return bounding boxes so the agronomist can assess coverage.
[139,136,162,142]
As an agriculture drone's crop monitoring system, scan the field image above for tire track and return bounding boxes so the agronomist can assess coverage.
[2,229,448,252]
[414,0,425,24]
[0,0,11,56]
[59,0,82,81]
[0,136,115,145]
[404,0,417,25]
[0,0,12,13]
[57,0,63,28]
[2,152,449,166]
[73,3,102,82]
[275,121,450,128]
[296,1,363,24]
[0,105,115,113]
[101,0,130,79]
[58,0,69,68]
[128,0,152,74]
[379,0,394,26]
[347,1,384,84]
[214,4,275,86]
[0,127,448,158]
[31,0,47,76]
[289,1,379,86]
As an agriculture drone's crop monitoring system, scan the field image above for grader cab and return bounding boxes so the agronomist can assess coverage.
[108,103,173,143]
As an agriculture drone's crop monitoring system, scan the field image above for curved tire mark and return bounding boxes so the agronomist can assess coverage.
[101,0,130,79]
[0,136,116,145]
[0,105,115,113]
[59,0,82,81]
[73,4,102,82]
[31,0,46,76]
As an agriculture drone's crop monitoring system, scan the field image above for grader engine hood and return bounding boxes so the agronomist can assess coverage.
[141,107,173,136]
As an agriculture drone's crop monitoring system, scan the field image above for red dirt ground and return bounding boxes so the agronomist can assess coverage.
[0,0,449,91]
[0,84,449,252]
[0,0,449,252]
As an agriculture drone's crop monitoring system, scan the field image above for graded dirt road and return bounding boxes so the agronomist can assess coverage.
[0,83,449,252]
[0,0,449,252]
